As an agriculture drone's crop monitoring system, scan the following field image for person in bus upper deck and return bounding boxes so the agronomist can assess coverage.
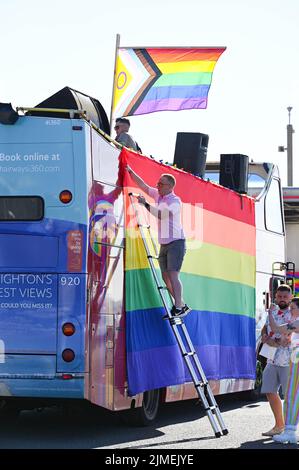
[114,117,141,152]
[126,165,191,318]
[261,284,293,437]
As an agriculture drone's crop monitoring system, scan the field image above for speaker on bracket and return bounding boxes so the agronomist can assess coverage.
[173,132,209,177]
[28,86,110,135]
[219,154,249,194]
[0,103,19,125]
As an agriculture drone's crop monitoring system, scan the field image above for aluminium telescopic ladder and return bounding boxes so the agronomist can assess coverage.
[128,192,228,438]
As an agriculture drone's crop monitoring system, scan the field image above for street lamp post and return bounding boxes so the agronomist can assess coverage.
[278,106,295,187]
[287,107,294,187]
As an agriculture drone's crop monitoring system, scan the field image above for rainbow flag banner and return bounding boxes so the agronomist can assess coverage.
[113,47,226,117]
[292,272,299,297]
[121,148,256,396]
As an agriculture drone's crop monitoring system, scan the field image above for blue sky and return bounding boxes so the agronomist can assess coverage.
[1,0,298,185]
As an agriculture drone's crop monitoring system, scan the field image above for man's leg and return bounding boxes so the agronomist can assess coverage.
[266,393,285,429]
[167,270,184,309]
[159,247,175,301]
[261,364,285,434]
[162,271,175,301]
[165,240,186,309]
[160,240,189,316]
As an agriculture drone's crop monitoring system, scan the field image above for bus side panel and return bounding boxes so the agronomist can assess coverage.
[87,131,130,410]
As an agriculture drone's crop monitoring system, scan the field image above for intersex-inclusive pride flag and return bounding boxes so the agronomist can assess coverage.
[112,47,226,117]
[120,148,256,396]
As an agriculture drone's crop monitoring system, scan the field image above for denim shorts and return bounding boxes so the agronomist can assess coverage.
[158,239,186,272]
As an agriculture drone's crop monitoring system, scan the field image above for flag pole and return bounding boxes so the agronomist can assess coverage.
[109,33,120,135]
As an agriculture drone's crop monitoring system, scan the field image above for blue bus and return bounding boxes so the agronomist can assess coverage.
[0,97,287,425]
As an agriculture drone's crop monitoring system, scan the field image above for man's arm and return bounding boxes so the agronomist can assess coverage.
[261,330,280,348]
[269,311,299,334]
[261,324,267,336]
[290,319,299,332]
[269,314,299,335]
[268,311,280,333]
[137,195,175,220]
[261,319,279,348]
[126,165,154,196]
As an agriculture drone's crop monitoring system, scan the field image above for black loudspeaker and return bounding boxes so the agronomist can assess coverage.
[28,87,110,134]
[0,103,19,125]
[219,154,249,194]
[173,132,209,177]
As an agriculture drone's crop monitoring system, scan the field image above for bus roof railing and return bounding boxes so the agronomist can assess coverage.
[16,106,126,151]
[17,106,86,119]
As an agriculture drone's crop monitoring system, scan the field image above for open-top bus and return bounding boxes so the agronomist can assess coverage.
[0,98,287,424]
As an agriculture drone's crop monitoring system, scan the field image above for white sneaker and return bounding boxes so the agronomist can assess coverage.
[273,427,297,444]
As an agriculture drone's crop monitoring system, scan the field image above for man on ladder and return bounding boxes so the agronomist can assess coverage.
[126,164,228,437]
[126,165,191,317]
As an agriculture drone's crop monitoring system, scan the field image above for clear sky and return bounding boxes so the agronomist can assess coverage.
[1,0,298,185]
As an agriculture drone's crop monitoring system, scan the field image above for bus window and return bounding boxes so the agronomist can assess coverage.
[265,178,284,234]
[92,132,121,186]
[0,196,44,221]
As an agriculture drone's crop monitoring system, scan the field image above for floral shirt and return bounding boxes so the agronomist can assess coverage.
[265,306,292,367]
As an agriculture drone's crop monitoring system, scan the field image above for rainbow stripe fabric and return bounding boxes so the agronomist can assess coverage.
[286,271,299,297]
[121,149,256,396]
[293,272,299,297]
[113,47,226,117]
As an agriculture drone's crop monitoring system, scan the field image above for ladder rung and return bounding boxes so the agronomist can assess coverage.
[158,286,168,290]
[210,408,218,414]
[195,382,208,388]
[169,317,184,325]
[210,406,217,411]
[138,224,151,229]
[203,406,213,412]
[163,315,182,323]
[183,352,195,357]
[148,255,159,260]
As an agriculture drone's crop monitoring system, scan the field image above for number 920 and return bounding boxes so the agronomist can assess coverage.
[60,276,81,286]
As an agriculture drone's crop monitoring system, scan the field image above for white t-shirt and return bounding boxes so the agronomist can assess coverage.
[148,188,185,245]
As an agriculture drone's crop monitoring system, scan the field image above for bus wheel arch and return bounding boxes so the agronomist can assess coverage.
[120,388,162,426]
